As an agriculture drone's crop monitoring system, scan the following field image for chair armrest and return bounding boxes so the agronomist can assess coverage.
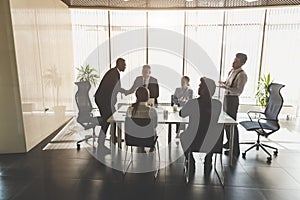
[247,111,265,121]
[257,118,278,129]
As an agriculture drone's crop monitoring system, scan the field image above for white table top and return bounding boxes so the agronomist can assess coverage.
[104,105,237,125]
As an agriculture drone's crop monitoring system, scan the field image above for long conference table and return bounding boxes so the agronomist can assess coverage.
[107,105,237,166]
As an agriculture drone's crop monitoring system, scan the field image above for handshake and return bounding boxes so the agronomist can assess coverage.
[120,89,131,96]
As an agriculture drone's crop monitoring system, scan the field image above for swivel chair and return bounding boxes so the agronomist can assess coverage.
[239,83,285,163]
[75,81,103,150]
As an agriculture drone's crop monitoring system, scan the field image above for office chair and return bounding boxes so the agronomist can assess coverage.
[123,117,160,178]
[75,81,103,150]
[239,83,285,163]
[184,99,224,186]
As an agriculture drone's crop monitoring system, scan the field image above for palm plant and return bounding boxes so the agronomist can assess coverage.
[44,65,62,107]
[76,64,100,87]
[256,73,272,107]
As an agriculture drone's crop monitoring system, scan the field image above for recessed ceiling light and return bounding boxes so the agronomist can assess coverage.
[123,0,129,1]
[244,0,258,2]
[186,0,193,2]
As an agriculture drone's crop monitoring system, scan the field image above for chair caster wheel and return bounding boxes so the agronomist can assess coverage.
[274,151,278,156]
[77,143,80,150]
[242,153,246,159]
[267,157,272,164]
[256,146,259,151]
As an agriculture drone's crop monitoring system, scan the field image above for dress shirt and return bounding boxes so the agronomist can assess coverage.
[224,68,247,96]
[143,77,150,87]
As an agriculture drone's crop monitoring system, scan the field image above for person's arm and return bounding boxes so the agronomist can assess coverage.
[150,108,158,128]
[188,89,193,100]
[126,77,139,95]
[149,77,159,98]
[179,100,193,118]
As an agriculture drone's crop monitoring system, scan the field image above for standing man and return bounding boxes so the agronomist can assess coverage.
[95,58,126,147]
[219,53,248,157]
[125,65,159,105]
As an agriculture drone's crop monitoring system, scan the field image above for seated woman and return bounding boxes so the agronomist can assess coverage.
[173,76,193,107]
[172,76,193,137]
[126,87,158,152]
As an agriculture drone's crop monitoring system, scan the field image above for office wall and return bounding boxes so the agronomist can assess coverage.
[9,0,74,151]
[0,0,26,153]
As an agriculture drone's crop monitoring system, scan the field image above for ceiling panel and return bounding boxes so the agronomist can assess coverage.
[62,0,300,9]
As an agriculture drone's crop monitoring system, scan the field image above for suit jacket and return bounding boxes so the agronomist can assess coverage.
[127,76,159,104]
[95,67,124,119]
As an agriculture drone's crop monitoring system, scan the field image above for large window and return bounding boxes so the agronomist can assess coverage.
[185,10,224,96]
[71,7,300,113]
[110,11,147,103]
[221,9,265,104]
[262,7,300,107]
[148,11,185,102]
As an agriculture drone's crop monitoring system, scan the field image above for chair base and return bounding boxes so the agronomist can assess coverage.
[184,152,224,187]
[123,142,160,179]
[240,141,278,163]
[77,127,98,150]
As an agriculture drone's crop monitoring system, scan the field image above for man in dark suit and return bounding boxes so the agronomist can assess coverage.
[125,65,159,105]
[95,58,126,147]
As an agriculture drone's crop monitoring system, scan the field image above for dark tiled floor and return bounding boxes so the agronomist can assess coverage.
[2,118,300,200]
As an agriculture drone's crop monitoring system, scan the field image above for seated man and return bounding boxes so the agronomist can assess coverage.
[125,65,159,105]
[179,77,217,173]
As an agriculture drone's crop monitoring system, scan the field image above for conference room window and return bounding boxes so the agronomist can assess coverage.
[221,9,265,104]
[71,9,109,107]
[261,7,300,107]
[148,11,185,102]
[185,10,224,96]
[110,10,147,103]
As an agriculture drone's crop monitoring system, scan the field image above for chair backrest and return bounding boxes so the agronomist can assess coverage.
[192,99,224,154]
[75,81,99,128]
[264,83,285,121]
[125,117,156,147]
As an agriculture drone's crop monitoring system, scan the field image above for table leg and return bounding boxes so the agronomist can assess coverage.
[229,125,235,166]
[110,122,115,144]
[168,124,172,144]
[117,123,122,149]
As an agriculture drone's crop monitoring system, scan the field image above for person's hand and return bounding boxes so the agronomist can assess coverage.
[218,82,227,89]
[124,90,129,96]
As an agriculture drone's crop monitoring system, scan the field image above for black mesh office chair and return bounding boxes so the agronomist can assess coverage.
[184,99,224,186]
[75,81,103,150]
[240,83,285,163]
[123,117,160,178]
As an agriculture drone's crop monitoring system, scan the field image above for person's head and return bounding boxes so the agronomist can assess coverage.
[198,77,216,98]
[142,65,151,79]
[116,58,126,72]
[232,53,247,69]
[181,76,190,89]
[135,87,150,103]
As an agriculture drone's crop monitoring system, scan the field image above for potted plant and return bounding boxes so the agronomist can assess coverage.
[44,65,66,115]
[76,64,100,87]
[75,64,100,112]
[255,73,273,107]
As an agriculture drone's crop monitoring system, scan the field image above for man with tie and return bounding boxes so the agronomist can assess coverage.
[219,53,248,157]
[95,58,126,148]
[125,65,159,105]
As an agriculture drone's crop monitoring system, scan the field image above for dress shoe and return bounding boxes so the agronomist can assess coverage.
[223,142,229,149]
